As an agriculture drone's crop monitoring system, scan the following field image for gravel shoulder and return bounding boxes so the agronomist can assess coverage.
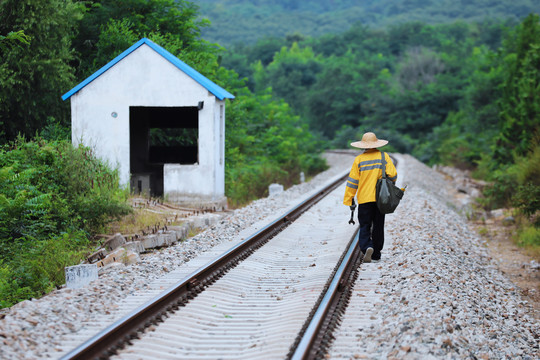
[336,153,539,359]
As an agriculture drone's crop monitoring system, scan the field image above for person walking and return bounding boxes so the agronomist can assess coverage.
[343,132,397,262]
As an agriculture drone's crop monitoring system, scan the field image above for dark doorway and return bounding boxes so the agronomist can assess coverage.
[130,106,199,196]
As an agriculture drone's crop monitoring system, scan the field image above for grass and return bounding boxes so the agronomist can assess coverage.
[515,222,540,259]
[104,197,186,237]
[477,227,489,236]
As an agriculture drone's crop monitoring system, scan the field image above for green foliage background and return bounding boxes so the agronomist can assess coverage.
[192,0,538,46]
[0,0,81,141]
[217,10,539,253]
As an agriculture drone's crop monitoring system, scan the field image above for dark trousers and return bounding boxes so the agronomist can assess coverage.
[357,202,385,259]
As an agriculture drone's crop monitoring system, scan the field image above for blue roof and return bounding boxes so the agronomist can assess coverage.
[62,38,234,101]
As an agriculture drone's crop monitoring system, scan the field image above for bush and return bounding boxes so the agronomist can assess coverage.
[0,231,89,308]
[0,138,131,308]
[511,144,540,218]
[477,164,517,210]
[226,162,288,207]
[0,138,131,237]
[0,263,34,308]
[479,143,540,214]
[224,88,328,206]
[516,224,540,252]
[514,183,540,219]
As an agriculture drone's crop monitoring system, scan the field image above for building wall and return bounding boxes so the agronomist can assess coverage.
[163,99,226,204]
[71,44,225,206]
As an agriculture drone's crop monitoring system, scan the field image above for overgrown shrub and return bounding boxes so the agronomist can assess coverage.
[479,165,518,210]
[224,89,327,206]
[0,262,34,308]
[0,231,89,308]
[479,143,540,215]
[226,162,288,207]
[0,138,131,307]
[516,224,540,257]
[514,182,540,219]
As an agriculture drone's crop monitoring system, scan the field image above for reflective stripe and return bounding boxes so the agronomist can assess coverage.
[389,175,397,181]
[359,164,382,171]
[359,159,381,167]
[347,176,359,184]
[346,182,358,190]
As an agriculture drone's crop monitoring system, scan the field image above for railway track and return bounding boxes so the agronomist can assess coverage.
[60,170,367,360]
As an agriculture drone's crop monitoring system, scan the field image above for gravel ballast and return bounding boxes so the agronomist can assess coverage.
[328,153,538,359]
[0,152,538,359]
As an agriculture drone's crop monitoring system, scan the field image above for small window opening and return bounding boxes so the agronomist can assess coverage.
[148,127,198,164]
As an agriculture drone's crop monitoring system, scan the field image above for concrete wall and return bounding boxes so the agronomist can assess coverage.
[71,44,225,206]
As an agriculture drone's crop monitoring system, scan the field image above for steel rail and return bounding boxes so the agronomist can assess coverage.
[61,171,349,360]
[288,229,362,360]
[286,154,398,359]
[287,150,397,360]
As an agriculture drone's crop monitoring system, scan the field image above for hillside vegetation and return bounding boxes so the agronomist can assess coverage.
[192,0,539,45]
[220,13,540,258]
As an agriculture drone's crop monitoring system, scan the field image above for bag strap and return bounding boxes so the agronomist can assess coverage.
[380,151,387,179]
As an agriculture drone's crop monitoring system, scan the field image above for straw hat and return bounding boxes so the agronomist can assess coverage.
[350,132,388,149]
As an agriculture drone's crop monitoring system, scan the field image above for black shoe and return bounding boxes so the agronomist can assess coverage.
[364,247,373,263]
[372,253,381,261]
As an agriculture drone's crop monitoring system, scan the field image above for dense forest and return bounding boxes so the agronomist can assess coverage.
[218,13,540,238]
[192,0,539,46]
[0,0,539,307]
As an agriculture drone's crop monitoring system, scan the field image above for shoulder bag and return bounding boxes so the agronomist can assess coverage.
[375,152,404,214]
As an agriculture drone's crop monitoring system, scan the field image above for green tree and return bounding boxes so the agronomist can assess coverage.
[387,22,440,56]
[221,37,287,90]
[0,0,82,142]
[494,13,540,164]
[224,87,326,205]
[307,52,374,138]
[0,30,30,49]
[74,0,215,78]
[257,43,322,114]
[432,45,504,167]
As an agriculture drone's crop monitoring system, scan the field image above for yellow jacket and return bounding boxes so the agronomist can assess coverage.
[343,149,397,206]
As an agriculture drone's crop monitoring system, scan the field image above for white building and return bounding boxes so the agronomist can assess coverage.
[62,38,234,209]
